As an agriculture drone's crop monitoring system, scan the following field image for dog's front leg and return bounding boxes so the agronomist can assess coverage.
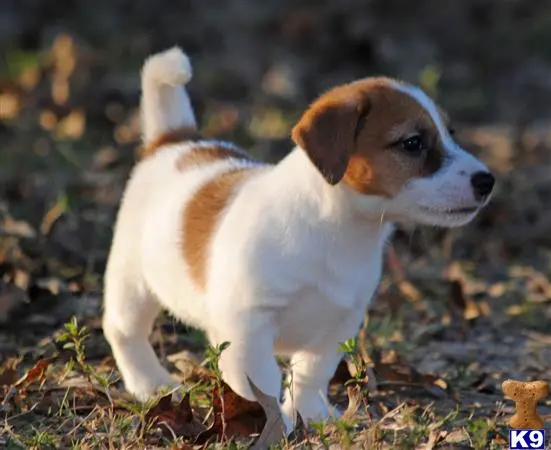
[282,313,364,425]
[214,312,293,432]
[282,347,344,425]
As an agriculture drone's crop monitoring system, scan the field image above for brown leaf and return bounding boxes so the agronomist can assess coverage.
[373,352,447,397]
[196,381,266,444]
[425,429,447,450]
[215,381,265,436]
[13,356,56,389]
[145,392,206,440]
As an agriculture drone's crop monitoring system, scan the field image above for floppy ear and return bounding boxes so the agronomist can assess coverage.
[292,96,370,185]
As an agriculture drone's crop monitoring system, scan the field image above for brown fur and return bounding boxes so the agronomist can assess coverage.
[175,145,252,171]
[292,78,449,197]
[183,168,259,290]
[138,126,202,159]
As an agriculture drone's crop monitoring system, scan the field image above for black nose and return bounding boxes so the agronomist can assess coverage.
[470,171,495,200]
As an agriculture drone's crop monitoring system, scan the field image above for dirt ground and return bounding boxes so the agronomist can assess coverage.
[2,1,551,448]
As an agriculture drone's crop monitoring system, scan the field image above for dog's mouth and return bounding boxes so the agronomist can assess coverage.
[419,205,479,216]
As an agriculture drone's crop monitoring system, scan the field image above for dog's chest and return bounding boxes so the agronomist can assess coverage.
[273,229,387,353]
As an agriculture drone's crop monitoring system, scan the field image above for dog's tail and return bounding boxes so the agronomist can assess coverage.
[140,46,196,147]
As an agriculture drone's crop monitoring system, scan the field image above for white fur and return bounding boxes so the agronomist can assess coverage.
[103,48,492,432]
[140,46,196,144]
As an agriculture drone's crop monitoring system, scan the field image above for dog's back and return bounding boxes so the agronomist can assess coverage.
[105,47,264,326]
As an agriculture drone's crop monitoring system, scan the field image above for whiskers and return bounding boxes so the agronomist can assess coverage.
[379,208,386,228]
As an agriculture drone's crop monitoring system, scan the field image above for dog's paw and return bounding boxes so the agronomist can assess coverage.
[125,373,181,404]
[282,393,341,427]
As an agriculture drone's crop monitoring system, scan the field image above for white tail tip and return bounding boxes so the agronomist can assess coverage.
[140,46,197,145]
[141,46,193,87]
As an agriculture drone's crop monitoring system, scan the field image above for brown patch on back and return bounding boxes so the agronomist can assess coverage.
[292,78,448,197]
[183,167,259,290]
[138,126,202,159]
[175,145,252,172]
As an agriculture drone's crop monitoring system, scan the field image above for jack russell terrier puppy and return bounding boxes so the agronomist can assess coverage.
[103,47,495,429]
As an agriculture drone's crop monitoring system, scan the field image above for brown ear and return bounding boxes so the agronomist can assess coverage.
[292,96,369,185]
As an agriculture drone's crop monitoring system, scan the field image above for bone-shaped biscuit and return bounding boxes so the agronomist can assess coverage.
[502,379,549,429]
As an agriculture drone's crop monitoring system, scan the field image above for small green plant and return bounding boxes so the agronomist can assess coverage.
[57,317,89,368]
[56,317,114,398]
[310,420,330,449]
[333,417,357,449]
[467,417,495,450]
[1,50,42,78]
[26,427,57,449]
[338,337,365,383]
[203,341,230,381]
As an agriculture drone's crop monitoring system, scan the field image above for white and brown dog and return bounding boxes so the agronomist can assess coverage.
[103,47,494,428]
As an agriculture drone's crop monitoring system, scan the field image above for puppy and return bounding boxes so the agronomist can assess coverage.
[103,47,494,429]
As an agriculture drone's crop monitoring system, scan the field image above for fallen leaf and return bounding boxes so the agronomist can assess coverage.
[13,356,56,389]
[424,429,447,450]
[442,428,470,444]
[196,380,266,444]
[373,352,447,398]
[145,392,206,440]
[167,350,203,381]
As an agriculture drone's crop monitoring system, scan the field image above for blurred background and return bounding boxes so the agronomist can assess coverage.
[2,0,551,425]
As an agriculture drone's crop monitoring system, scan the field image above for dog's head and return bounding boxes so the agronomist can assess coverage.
[292,77,494,227]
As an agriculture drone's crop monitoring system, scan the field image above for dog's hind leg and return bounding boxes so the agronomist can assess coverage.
[103,265,177,402]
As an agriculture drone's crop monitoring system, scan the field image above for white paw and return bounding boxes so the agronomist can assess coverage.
[282,392,340,426]
[124,374,180,403]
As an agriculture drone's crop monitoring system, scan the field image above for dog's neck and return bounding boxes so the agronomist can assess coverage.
[263,147,394,285]
[271,147,393,228]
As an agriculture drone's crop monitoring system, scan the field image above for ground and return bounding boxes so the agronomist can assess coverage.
[2,1,551,449]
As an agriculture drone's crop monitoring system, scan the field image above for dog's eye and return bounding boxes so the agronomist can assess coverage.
[402,135,424,154]
[448,128,456,136]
